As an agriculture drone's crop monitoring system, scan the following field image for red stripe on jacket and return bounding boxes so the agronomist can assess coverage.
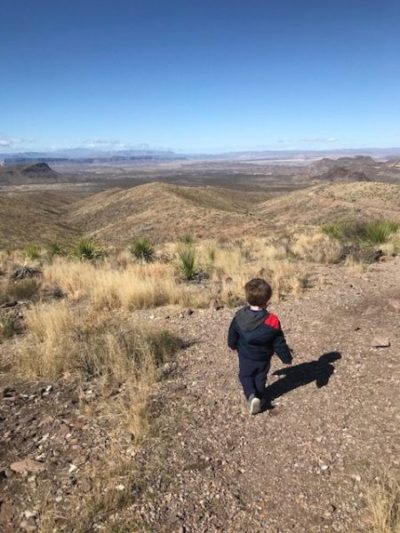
[264,313,280,330]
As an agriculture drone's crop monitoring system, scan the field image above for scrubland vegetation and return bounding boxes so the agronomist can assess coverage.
[367,474,400,533]
[1,218,399,530]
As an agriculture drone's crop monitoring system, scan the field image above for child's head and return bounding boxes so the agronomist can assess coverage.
[245,278,272,307]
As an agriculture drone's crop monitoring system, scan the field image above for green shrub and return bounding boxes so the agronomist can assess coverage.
[47,242,65,259]
[24,245,41,261]
[178,234,195,245]
[323,220,400,245]
[363,220,400,244]
[129,238,155,263]
[73,238,105,261]
[178,246,197,280]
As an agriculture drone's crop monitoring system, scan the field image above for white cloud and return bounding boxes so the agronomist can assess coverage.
[81,139,157,151]
[0,136,35,148]
[276,137,338,146]
[82,139,131,149]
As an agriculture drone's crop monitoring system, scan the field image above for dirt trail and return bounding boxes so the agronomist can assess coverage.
[131,258,400,532]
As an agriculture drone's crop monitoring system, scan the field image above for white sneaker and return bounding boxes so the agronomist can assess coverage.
[249,394,261,415]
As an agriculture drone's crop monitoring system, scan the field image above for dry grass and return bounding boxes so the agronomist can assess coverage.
[344,255,365,275]
[380,230,400,257]
[16,301,179,382]
[290,231,343,264]
[196,237,309,302]
[44,259,185,309]
[366,474,400,533]
[13,298,181,531]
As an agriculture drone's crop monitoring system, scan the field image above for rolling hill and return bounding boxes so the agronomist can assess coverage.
[0,191,80,249]
[66,182,270,244]
[258,181,400,227]
[1,180,400,250]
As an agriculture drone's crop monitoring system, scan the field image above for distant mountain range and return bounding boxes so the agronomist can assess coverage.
[0,147,185,165]
[1,147,400,164]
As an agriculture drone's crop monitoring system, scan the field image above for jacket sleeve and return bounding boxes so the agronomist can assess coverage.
[227,317,239,350]
[273,328,292,364]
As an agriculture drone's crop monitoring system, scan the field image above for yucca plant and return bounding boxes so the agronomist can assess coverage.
[24,244,41,261]
[73,238,105,261]
[47,242,65,260]
[178,245,197,280]
[323,220,399,245]
[129,238,155,263]
[363,220,400,245]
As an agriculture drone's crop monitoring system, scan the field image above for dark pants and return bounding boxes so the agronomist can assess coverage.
[238,355,270,400]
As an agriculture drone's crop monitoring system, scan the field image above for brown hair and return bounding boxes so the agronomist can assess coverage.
[244,278,272,307]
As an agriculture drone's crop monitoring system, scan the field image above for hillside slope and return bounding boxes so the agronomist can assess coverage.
[259,181,400,227]
[0,191,79,249]
[67,182,268,244]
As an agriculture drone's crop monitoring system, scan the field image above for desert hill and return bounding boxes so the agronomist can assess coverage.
[0,190,79,249]
[317,166,370,183]
[258,181,400,227]
[66,182,270,244]
[1,180,400,250]
[0,162,59,185]
[68,181,400,244]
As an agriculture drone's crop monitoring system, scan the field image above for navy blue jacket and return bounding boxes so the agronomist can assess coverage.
[228,306,292,364]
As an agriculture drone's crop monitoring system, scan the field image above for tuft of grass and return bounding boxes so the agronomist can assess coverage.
[74,238,105,261]
[24,244,41,261]
[291,231,343,264]
[323,220,400,245]
[46,242,65,260]
[16,302,181,381]
[367,474,400,533]
[129,237,155,263]
[178,234,195,245]
[178,245,197,280]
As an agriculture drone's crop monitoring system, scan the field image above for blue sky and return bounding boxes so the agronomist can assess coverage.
[1,0,399,153]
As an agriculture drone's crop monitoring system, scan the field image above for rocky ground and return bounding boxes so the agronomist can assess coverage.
[1,257,400,532]
[130,257,400,532]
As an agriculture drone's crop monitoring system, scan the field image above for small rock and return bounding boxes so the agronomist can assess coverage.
[68,464,78,474]
[388,298,400,312]
[10,459,45,474]
[20,517,37,531]
[0,501,14,521]
[78,478,92,493]
[371,337,390,348]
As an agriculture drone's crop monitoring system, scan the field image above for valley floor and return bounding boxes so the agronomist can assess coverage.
[1,258,400,531]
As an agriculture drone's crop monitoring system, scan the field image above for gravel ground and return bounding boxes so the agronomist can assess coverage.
[0,258,399,532]
[130,258,400,532]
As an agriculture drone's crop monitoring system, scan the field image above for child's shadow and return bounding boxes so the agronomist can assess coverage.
[264,351,341,409]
